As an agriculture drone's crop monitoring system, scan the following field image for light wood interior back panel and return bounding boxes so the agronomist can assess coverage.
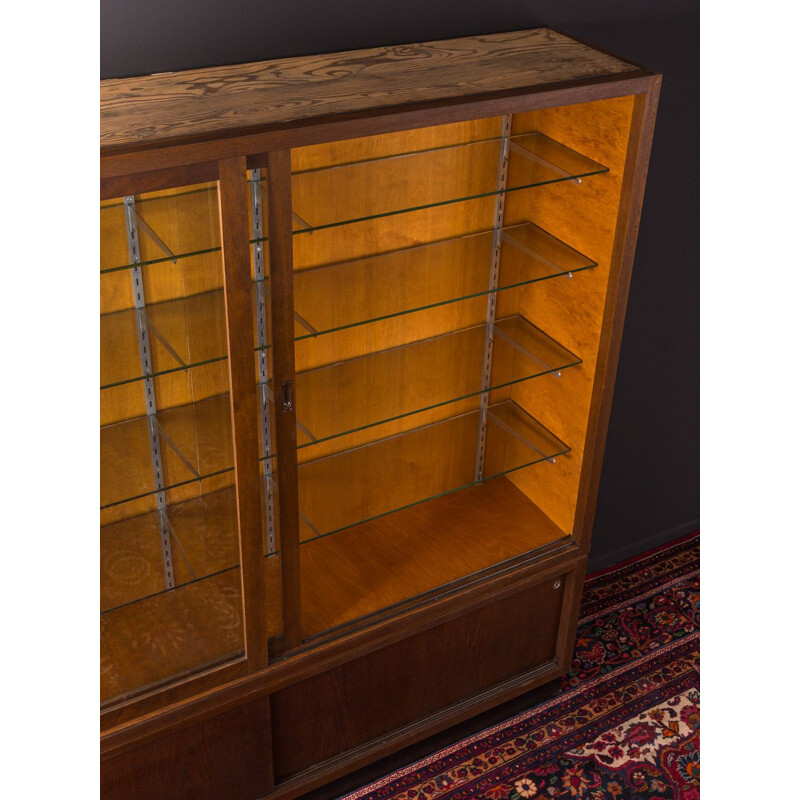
[291,119,501,171]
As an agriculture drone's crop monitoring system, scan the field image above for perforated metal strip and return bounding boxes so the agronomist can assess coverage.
[124,196,175,589]
[474,115,512,482]
[251,171,277,554]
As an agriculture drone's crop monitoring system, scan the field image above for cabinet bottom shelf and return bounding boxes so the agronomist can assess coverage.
[298,475,568,639]
[101,476,567,705]
[100,559,283,705]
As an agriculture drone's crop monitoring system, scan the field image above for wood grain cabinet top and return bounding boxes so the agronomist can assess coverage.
[101,28,643,153]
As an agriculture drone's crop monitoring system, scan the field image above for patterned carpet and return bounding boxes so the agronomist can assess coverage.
[341,532,700,800]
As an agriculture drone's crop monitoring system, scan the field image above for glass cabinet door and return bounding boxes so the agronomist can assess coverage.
[100,180,253,703]
[98,113,616,673]
[279,120,604,642]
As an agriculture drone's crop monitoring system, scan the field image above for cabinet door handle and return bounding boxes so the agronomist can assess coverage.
[281,380,294,413]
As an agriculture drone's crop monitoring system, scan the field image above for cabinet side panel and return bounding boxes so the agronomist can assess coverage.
[101,697,273,800]
[270,575,566,781]
[502,96,636,536]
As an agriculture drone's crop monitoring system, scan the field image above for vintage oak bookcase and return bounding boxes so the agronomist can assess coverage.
[100,28,660,800]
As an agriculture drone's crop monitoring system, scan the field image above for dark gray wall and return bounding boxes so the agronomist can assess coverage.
[101,1,699,570]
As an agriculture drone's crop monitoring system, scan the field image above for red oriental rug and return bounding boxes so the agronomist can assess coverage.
[341,532,700,800]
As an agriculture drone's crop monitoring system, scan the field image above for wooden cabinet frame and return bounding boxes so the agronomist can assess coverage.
[100,28,660,800]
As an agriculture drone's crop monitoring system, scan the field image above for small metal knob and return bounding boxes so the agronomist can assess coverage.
[552,580,562,590]
[281,380,294,413]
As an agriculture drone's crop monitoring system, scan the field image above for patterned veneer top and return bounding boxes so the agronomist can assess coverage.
[100,29,641,151]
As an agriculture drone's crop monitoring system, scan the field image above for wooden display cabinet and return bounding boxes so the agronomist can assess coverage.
[100,29,660,800]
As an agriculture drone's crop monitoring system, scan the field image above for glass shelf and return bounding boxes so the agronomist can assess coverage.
[100,244,224,276]
[100,290,229,389]
[288,132,607,235]
[100,287,277,389]
[101,485,240,613]
[100,183,224,274]
[297,400,568,542]
[255,222,595,348]
[280,315,579,448]
[103,221,590,392]
[101,178,271,274]
[100,393,236,510]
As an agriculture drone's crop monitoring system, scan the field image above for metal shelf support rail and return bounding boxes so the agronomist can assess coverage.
[475,115,511,482]
[251,170,277,554]
[123,195,176,589]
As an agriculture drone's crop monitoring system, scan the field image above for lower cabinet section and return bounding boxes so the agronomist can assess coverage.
[100,697,274,800]
[271,574,566,782]
[101,561,582,800]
